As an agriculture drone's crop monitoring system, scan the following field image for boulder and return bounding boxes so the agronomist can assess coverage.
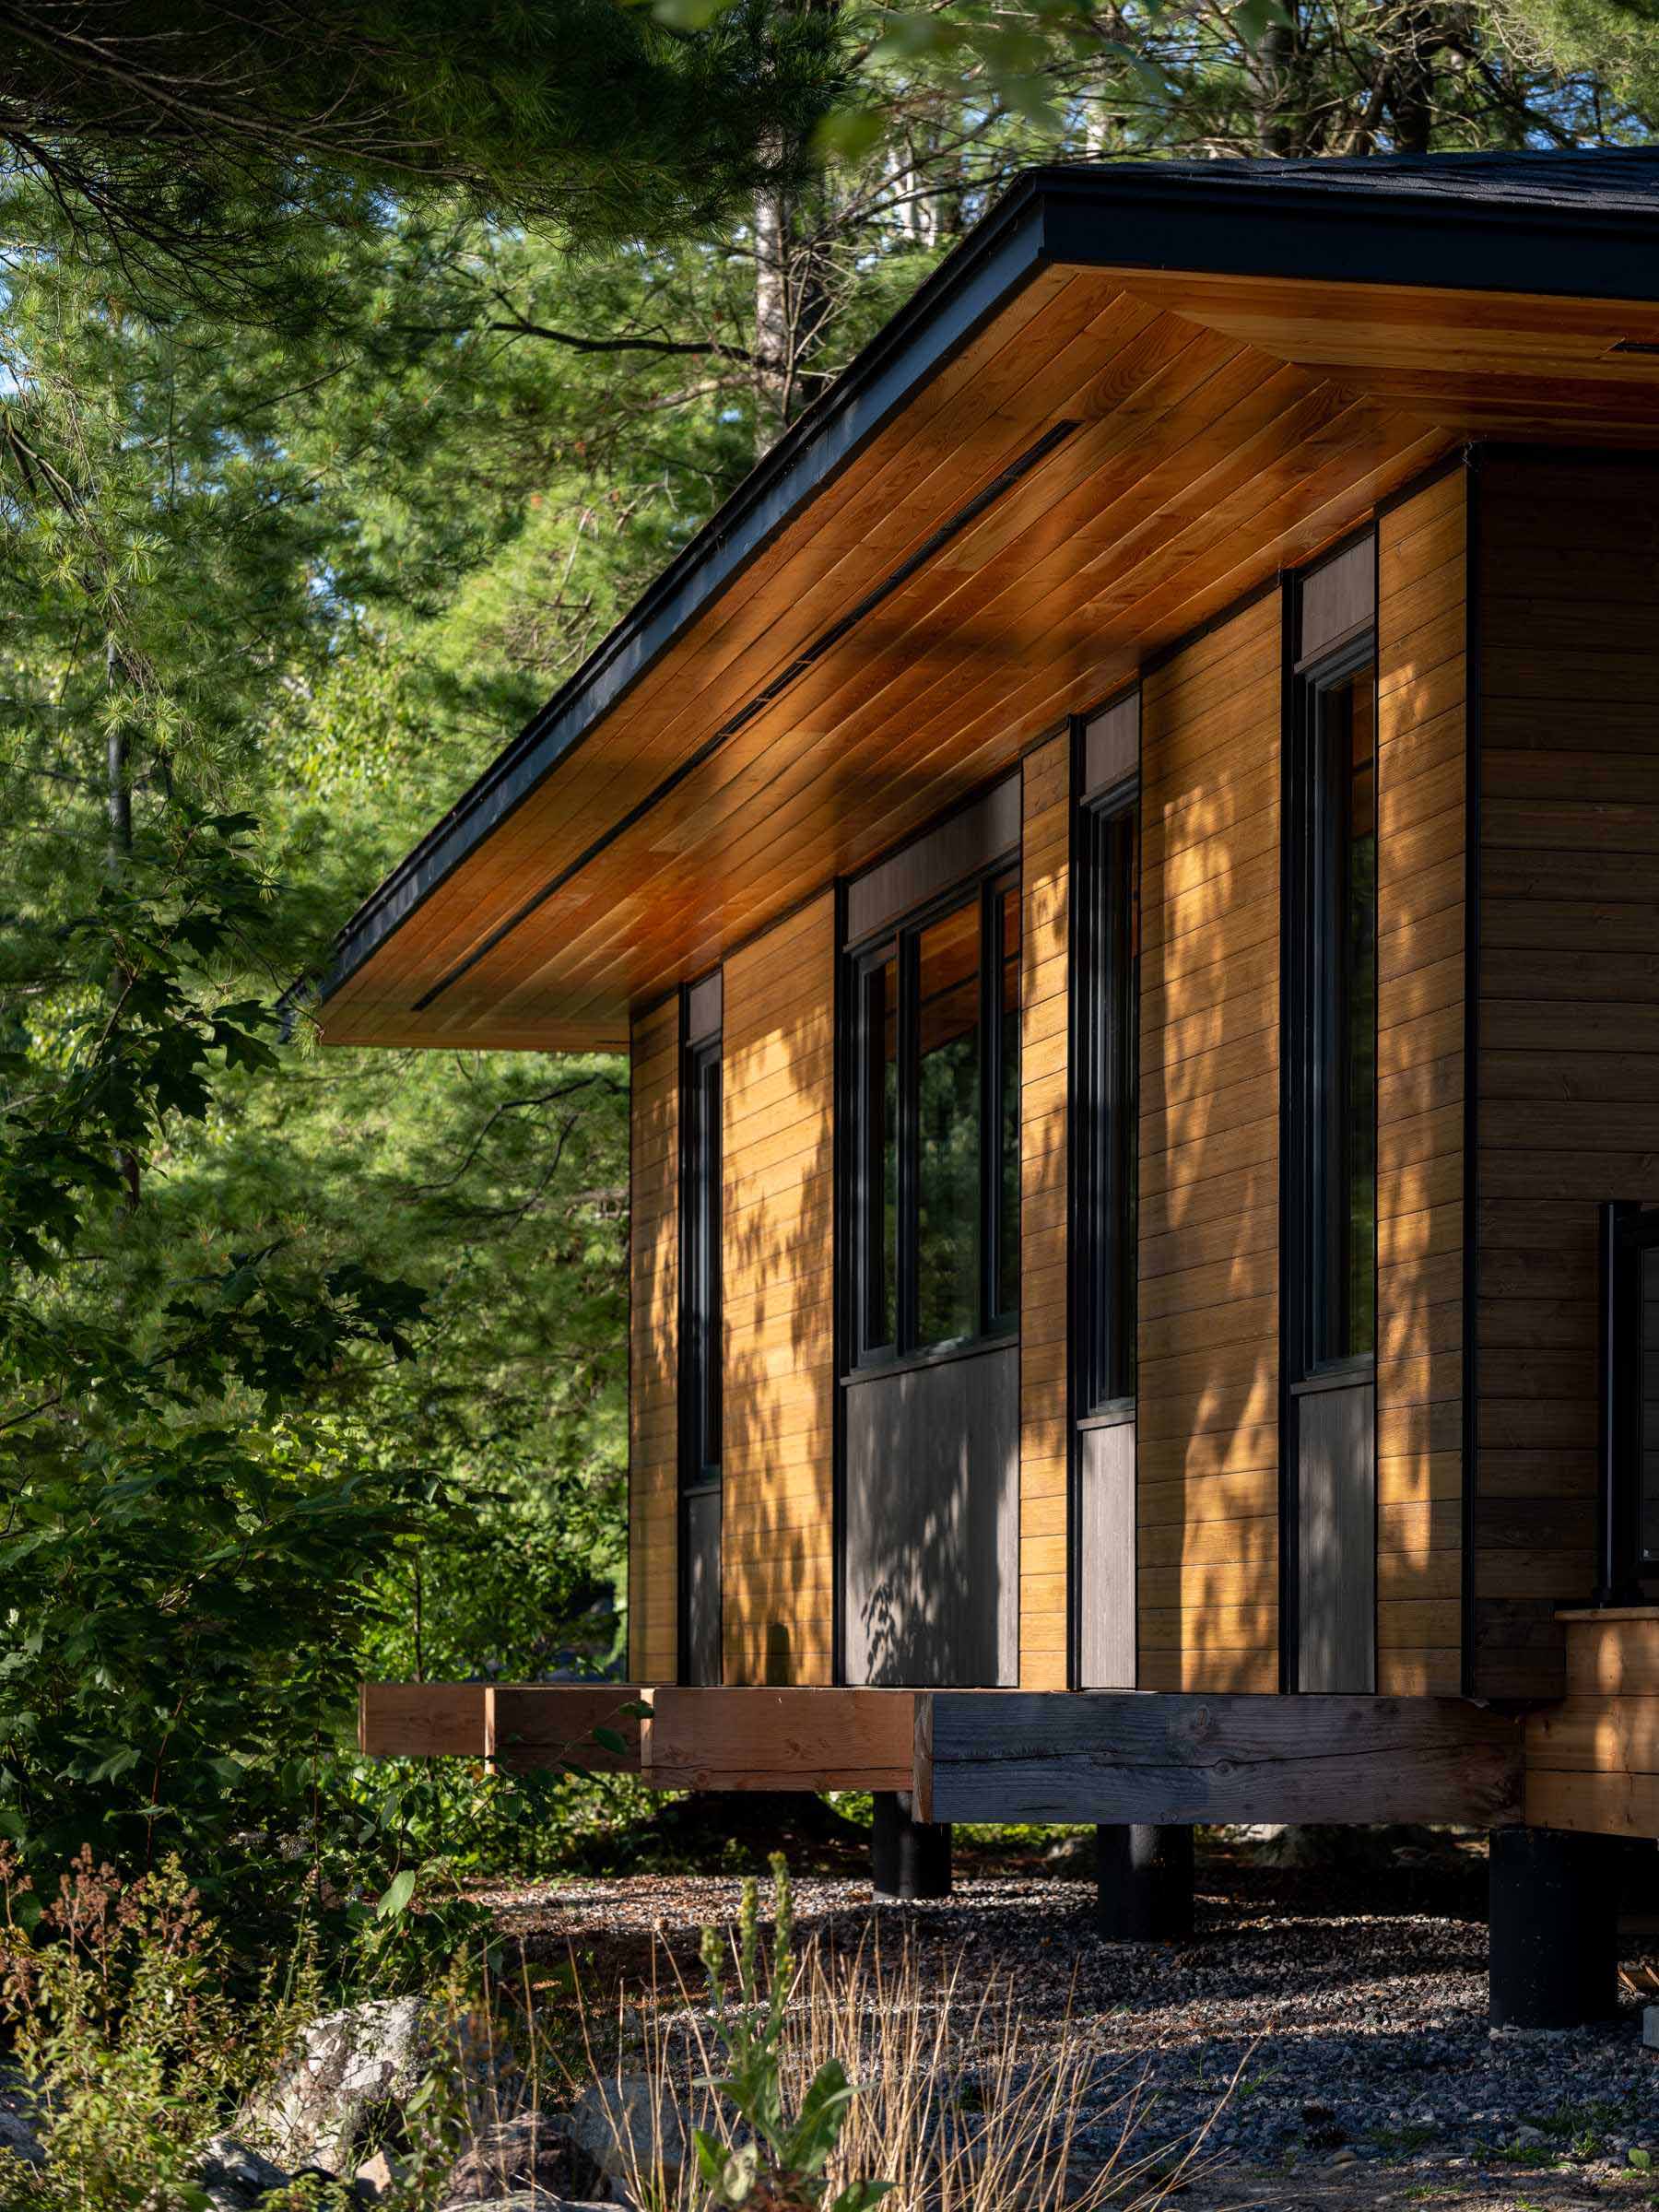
[0,2071,43,2170]
[443,2198,612,2212]
[564,2077,691,2191]
[240,1994,428,2173]
[443,2111,610,2203]
[194,2134,293,2211]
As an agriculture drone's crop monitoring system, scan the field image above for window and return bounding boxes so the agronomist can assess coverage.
[679,1020,723,1686]
[852,869,1019,1363]
[1289,636,1378,1375]
[682,1036,722,1487]
[1076,794,1138,1412]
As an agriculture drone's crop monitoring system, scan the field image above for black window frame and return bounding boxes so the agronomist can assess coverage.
[680,1031,723,1494]
[1074,781,1139,1418]
[848,862,1020,1370]
[1286,623,1379,1385]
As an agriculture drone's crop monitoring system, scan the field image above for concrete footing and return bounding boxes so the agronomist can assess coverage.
[872,1791,952,1899]
[1096,1822,1194,1941]
[1488,1825,1619,2029]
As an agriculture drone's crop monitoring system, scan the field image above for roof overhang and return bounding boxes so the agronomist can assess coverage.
[312,152,1659,1052]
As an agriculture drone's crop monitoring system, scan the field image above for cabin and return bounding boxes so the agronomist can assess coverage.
[319,152,1659,2028]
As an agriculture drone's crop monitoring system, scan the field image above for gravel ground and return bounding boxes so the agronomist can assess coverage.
[476,1841,1659,2212]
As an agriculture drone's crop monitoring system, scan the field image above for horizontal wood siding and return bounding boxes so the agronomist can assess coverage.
[1136,595,1281,1692]
[1525,1610,1659,1838]
[629,999,679,1684]
[1475,453,1659,1698]
[1022,735,1070,1688]
[1375,471,1467,1695]
[722,894,837,1686]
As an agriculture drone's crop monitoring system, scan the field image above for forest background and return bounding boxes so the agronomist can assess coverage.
[3,0,1658,1984]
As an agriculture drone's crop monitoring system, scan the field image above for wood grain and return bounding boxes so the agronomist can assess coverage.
[1021,735,1071,1689]
[1376,470,1467,1695]
[918,1688,1524,1825]
[643,1687,915,1792]
[1475,454,1659,1699]
[629,1000,679,1684]
[1136,595,1280,1692]
[721,896,836,1687]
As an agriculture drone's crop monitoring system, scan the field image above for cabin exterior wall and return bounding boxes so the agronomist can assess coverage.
[1375,471,1468,1695]
[1472,450,1659,1699]
[627,997,679,1683]
[720,894,837,1687]
[1019,734,1072,1688]
[628,467,1486,1701]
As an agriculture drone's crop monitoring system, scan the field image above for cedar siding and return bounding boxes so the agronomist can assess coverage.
[1474,451,1659,1698]
[628,998,680,1683]
[1020,735,1072,1688]
[1136,594,1283,1693]
[1375,471,1468,1695]
[721,894,838,1686]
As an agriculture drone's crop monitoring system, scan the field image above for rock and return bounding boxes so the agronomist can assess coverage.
[442,2197,612,2212]
[357,2147,404,2199]
[0,2073,43,2170]
[240,1994,429,2174]
[194,2134,293,2210]
[1643,2005,1658,2051]
[443,2112,609,2204]
[565,2077,691,2190]
[0,2107,43,2171]
[1512,2124,1548,2148]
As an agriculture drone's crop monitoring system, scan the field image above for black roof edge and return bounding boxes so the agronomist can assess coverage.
[318,150,1659,1011]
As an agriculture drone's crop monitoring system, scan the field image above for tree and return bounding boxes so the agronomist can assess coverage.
[0,0,845,305]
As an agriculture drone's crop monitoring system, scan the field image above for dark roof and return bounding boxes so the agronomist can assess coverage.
[318,147,1659,1015]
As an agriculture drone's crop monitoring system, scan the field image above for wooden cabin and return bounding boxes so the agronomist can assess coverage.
[324,153,1659,2024]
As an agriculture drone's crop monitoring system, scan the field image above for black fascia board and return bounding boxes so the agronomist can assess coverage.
[318,154,1659,1012]
[315,180,1054,1007]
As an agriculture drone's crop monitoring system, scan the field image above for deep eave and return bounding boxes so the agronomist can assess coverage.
[314,149,1659,1050]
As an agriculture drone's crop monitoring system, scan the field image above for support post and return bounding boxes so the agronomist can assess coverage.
[871,1791,952,1899]
[1097,1823,1194,1941]
[1488,1826,1619,2030]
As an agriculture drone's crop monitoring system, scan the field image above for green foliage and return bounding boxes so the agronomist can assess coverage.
[0,1844,313,2206]
[693,1858,891,2212]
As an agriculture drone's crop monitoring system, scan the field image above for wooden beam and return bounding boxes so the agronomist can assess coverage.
[488,1685,646,1774]
[914,1690,1524,1825]
[359,1681,488,1759]
[642,1688,917,1792]
[358,1681,647,1773]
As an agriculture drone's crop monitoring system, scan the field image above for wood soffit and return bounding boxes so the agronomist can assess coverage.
[316,166,1659,1053]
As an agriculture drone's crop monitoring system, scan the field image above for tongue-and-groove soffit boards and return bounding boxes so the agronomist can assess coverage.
[314,159,1659,1053]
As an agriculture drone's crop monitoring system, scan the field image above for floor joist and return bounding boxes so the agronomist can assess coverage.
[359,1682,646,1773]
[641,1688,916,1792]
[914,1692,1526,1827]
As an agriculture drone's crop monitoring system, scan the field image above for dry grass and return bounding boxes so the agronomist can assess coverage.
[566,1922,1228,2212]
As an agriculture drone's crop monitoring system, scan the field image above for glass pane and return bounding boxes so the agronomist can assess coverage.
[1341,669,1377,1359]
[864,954,899,1351]
[916,898,981,1347]
[997,886,1020,1322]
[1642,1245,1659,1564]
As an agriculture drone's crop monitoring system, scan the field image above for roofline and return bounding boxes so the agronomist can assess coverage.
[318,152,1659,1009]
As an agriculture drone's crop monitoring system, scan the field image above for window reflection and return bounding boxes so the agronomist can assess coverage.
[916,899,981,1347]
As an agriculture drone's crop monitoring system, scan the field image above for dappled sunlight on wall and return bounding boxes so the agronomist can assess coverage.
[721,895,837,1687]
[1376,471,1466,1697]
[1136,597,1282,1693]
[1020,735,1072,1689]
[628,1001,680,1683]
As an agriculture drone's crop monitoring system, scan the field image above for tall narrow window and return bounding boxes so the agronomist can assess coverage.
[1077,796,1138,1412]
[684,1038,723,1482]
[851,867,1018,1364]
[679,1013,723,1686]
[1290,638,1378,1375]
